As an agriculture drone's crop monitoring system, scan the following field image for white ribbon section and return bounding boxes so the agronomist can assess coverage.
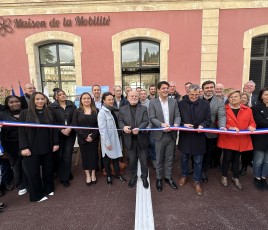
[135,160,155,230]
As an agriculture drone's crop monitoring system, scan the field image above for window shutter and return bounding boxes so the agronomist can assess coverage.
[249,60,263,92]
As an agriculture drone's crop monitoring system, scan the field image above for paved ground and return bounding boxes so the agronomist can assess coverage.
[0,151,268,230]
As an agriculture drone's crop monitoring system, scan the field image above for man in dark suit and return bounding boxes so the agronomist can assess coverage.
[113,85,129,116]
[241,80,258,175]
[178,84,211,196]
[118,91,149,189]
[243,80,258,107]
[201,80,226,183]
[149,81,181,192]
[20,83,36,110]
[168,81,182,102]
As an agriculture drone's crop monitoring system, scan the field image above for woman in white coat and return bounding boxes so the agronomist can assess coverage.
[98,92,126,185]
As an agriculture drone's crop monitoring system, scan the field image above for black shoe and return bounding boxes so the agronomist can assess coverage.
[216,164,222,172]
[86,181,92,186]
[62,181,70,187]
[5,183,14,191]
[115,175,127,182]
[202,172,208,183]
[164,178,178,190]
[128,179,137,188]
[156,179,163,192]
[261,178,268,190]
[239,166,247,176]
[254,178,262,190]
[69,174,74,181]
[0,203,6,208]
[0,190,4,197]
[91,178,97,185]
[142,178,149,189]
[107,177,112,185]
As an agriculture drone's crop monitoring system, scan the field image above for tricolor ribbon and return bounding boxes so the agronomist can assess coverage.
[0,120,267,135]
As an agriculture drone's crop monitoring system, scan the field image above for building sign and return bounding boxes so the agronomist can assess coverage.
[0,15,111,37]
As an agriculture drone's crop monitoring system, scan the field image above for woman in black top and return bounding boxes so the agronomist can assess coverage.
[252,88,268,190]
[72,92,99,186]
[48,90,76,187]
[0,96,27,196]
[19,92,59,202]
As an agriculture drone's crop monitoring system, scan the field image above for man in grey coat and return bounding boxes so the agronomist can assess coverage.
[149,81,181,192]
[201,80,226,182]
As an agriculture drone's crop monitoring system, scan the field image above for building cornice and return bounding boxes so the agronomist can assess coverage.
[1,1,268,16]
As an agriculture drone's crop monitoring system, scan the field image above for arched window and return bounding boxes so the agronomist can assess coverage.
[121,40,160,91]
[249,35,268,91]
[39,43,76,100]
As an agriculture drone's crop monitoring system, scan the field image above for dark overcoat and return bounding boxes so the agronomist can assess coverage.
[251,102,268,150]
[178,98,211,155]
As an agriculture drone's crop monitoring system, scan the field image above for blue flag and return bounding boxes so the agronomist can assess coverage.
[11,85,15,96]
[19,82,24,96]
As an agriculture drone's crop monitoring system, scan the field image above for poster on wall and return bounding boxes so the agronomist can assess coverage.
[74,86,109,107]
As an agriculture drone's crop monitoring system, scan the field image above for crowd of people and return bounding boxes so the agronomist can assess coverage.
[0,79,267,207]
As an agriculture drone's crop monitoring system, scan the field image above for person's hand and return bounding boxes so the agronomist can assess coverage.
[106,145,112,151]
[248,126,256,132]
[161,123,170,132]
[184,124,194,128]
[132,128,139,135]
[86,134,93,142]
[196,125,203,133]
[53,145,59,152]
[123,126,131,134]
[61,128,71,136]
[21,149,31,156]
[229,127,239,132]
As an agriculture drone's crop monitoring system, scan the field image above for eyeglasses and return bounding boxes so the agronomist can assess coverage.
[26,87,36,90]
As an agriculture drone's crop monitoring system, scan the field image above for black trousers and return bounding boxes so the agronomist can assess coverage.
[22,152,54,202]
[213,146,222,166]
[222,149,241,178]
[8,152,26,190]
[5,142,27,190]
[0,158,13,186]
[202,137,217,172]
[103,155,120,177]
[128,138,148,179]
[241,150,253,167]
[58,134,76,181]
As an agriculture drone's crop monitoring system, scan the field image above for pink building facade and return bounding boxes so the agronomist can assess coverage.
[0,1,268,98]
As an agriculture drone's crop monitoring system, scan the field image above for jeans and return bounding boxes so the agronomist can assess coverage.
[253,149,268,178]
[181,153,203,182]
